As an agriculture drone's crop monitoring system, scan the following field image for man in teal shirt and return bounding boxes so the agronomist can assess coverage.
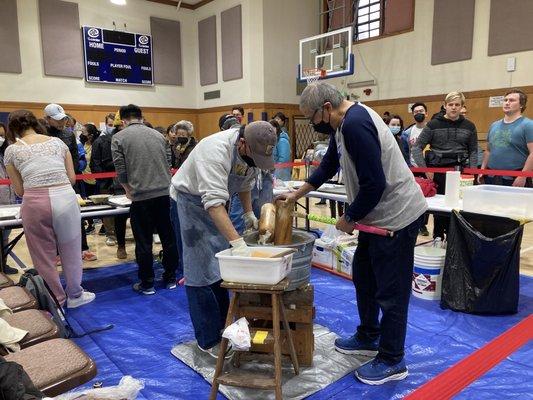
[480,89,533,187]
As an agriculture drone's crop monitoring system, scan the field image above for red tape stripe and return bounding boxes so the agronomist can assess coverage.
[0,163,531,185]
[405,314,533,400]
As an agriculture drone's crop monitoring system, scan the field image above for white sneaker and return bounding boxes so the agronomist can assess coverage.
[66,291,96,308]
[197,342,234,359]
[105,237,117,246]
[153,234,161,244]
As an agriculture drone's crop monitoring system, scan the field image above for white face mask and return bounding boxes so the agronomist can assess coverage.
[0,137,5,147]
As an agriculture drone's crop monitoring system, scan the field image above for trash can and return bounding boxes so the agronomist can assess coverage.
[440,210,524,314]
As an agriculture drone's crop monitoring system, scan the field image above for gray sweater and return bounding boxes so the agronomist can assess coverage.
[111,122,171,201]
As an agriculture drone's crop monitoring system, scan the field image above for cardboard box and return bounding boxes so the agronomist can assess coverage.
[335,241,357,277]
[312,239,336,269]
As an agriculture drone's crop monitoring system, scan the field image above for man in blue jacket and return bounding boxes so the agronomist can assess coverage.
[278,82,427,385]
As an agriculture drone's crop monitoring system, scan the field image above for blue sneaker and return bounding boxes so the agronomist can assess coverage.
[334,334,379,356]
[355,358,408,385]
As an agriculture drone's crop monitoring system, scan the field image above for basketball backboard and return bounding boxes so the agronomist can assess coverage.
[298,27,354,82]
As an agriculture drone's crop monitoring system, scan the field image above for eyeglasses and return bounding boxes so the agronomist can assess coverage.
[308,107,321,126]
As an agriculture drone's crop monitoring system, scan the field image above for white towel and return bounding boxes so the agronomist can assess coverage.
[0,317,28,352]
[0,299,12,319]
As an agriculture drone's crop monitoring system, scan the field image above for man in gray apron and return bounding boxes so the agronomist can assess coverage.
[279,82,427,385]
[170,121,277,357]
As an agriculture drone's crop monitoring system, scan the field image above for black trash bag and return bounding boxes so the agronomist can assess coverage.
[440,210,523,315]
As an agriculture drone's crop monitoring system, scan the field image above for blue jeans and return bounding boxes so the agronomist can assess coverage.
[185,281,229,349]
[229,174,274,234]
[169,199,184,281]
[352,215,423,364]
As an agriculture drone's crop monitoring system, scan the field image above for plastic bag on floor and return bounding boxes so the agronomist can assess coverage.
[440,210,523,314]
[48,375,144,400]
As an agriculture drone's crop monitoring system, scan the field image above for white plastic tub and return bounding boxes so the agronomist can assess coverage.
[462,185,533,219]
[216,247,294,285]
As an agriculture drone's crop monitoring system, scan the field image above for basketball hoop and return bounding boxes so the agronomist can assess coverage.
[302,68,326,85]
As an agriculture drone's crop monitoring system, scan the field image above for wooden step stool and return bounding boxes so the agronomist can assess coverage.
[237,283,315,366]
[210,278,299,400]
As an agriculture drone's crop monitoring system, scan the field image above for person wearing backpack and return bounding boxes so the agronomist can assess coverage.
[4,110,95,309]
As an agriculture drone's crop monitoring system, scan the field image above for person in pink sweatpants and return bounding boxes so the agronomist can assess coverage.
[4,109,95,308]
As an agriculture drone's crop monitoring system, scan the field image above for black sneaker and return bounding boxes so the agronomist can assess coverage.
[165,281,177,290]
[132,282,156,295]
[2,264,18,275]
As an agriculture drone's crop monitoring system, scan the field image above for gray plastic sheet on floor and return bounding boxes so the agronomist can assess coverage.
[170,324,369,400]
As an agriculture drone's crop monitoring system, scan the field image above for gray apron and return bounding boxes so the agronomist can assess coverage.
[177,143,255,287]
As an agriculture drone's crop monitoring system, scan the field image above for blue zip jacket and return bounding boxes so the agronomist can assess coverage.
[273,130,292,181]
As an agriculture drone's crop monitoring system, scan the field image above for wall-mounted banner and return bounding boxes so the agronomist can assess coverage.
[82,26,153,86]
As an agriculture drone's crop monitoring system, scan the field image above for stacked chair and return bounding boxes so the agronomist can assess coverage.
[0,272,97,397]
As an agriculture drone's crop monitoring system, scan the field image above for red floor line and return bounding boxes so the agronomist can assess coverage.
[405,314,533,400]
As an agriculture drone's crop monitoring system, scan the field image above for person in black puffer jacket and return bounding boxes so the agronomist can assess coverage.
[44,104,79,172]
[412,91,478,239]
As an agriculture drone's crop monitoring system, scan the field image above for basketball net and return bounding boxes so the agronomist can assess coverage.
[302,68,326,85]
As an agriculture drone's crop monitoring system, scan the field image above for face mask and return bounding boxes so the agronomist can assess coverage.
[79,135,88,144]
[313,121,336,135]
[0,137,5,147]
[390,126,401,135]
[241,154,256,168]
[65,127,73,134]
[414,113,425,123]
[176,137,189,145]
[106,126,114,135]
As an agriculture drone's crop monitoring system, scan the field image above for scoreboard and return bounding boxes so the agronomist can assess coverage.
[82,26,153,86]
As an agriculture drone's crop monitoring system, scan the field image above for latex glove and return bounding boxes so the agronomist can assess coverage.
[230,237,251,256]
[243,211,258,232]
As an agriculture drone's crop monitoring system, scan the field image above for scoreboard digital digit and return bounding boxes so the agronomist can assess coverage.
[82,26,153,86]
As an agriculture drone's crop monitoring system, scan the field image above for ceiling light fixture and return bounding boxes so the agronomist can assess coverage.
[110,0,127,5]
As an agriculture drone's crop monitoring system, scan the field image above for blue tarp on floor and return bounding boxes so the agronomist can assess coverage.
[67,263,533,399]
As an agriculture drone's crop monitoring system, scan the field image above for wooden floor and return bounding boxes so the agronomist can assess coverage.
[4,204,533,282]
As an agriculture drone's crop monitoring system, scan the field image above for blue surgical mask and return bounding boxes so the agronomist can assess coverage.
[106,126,114,135]
[390,126,401,135]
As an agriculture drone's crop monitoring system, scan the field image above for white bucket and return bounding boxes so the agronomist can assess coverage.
[412,247,446,300]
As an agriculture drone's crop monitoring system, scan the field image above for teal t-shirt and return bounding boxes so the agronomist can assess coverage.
[487,117,533,172]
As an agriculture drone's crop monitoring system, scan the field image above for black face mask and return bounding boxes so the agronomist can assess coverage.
[79,135,88,144]
[414,113,426,123]
[176,137,188,145]
[241,154,256,168]
[313,121,336,135]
